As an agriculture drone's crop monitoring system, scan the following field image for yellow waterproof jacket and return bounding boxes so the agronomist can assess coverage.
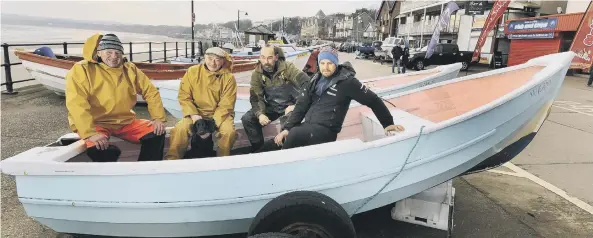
[65,33,166,139]
[178,52,237,128]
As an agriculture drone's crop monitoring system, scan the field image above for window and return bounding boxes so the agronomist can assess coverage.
[435,45,443,53]
[442,44,457,53]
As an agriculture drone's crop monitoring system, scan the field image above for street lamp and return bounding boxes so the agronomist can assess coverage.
[191,0,195,58]
[237,10,248,31]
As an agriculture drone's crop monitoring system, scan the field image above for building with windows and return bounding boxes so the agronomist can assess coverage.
[376,1,398,40]
[300,10,328,40]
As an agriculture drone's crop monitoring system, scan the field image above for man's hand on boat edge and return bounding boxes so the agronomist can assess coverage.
[274,130,289,146]
[385,125,405,136]
[88,134,109,150]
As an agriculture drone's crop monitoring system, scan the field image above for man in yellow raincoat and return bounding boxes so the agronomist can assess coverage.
[65,33,167,162]
[165,47,238,159]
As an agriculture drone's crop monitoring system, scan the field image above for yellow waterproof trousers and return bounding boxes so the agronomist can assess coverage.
[165,117,237,159]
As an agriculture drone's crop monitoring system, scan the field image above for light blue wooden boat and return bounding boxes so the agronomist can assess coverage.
[0,52,574,237]
[156,63,463,123]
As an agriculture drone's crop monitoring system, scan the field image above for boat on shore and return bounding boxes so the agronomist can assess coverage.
[171,44,312,72]
[0,51,573,237]
[156,62,463,121]
[12,50,258,102]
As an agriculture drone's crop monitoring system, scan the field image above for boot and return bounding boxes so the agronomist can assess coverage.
[87,145,121,162]
[255,139,282,153]
[138,133,166,161]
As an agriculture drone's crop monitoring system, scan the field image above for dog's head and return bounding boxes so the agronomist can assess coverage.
[191,118,217,137]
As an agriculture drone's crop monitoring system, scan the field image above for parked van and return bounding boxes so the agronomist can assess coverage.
[380,37,405,59]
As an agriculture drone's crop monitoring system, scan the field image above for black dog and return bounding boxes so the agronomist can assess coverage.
[184,118,217,159]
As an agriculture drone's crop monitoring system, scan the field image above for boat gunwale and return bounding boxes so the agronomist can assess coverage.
[369,63,458,94]
[159,63,460,101]
[0,52,574,176]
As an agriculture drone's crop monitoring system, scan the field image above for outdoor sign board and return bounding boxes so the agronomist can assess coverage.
[508,32,555,39]
[468,1,485,15]
[507,18,558,33]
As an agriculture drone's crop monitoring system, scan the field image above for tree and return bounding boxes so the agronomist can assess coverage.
[221,19,253,31]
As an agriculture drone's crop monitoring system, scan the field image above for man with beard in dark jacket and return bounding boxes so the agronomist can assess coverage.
[274,47,405,149]
[242,46,310,152]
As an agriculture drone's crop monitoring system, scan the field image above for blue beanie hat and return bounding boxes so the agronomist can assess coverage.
[318,47,339,66]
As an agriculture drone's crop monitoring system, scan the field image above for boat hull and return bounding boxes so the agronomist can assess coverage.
[20,59,175,103]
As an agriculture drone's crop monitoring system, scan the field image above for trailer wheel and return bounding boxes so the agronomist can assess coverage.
[247,232,298,238]
[248,191,356,238]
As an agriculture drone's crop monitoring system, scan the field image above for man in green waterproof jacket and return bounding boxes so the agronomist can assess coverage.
[241,46,310,152]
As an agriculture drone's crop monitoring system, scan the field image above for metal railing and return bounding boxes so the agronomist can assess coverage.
[0,40,224,94]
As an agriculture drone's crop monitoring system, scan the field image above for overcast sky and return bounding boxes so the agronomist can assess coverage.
[1,0,381,26]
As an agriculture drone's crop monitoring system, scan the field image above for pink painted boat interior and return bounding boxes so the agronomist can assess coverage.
[337,66,544,141]
[362,70,438,89]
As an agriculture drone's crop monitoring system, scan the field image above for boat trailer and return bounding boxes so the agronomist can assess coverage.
[57,180,455,238]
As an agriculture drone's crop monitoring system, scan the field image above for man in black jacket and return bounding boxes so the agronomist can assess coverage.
[391,44,403,74]
[274,47,405,149]
[401,42,410,74]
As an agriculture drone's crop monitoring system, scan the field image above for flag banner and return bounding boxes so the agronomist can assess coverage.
[426,2,459,59]
[471,0,511,62]
[569,1,593,70]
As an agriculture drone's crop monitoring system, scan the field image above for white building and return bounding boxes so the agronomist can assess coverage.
[301,10,328,39]
[393,0,462,49]
[566,0,590,13]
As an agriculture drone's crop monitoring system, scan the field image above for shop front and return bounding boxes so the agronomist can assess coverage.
[505,12,583,66]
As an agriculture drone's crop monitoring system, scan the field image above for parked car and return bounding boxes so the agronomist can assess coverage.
[356,42,375,58]
[406,43,473,71]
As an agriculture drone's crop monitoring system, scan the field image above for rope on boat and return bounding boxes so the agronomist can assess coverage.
[349,125,426,217]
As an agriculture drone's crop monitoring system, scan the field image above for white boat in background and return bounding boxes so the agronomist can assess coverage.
[0,52,574,237]
[157,63,463,122]
[167,44,312,89]
[12,50,258,103]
